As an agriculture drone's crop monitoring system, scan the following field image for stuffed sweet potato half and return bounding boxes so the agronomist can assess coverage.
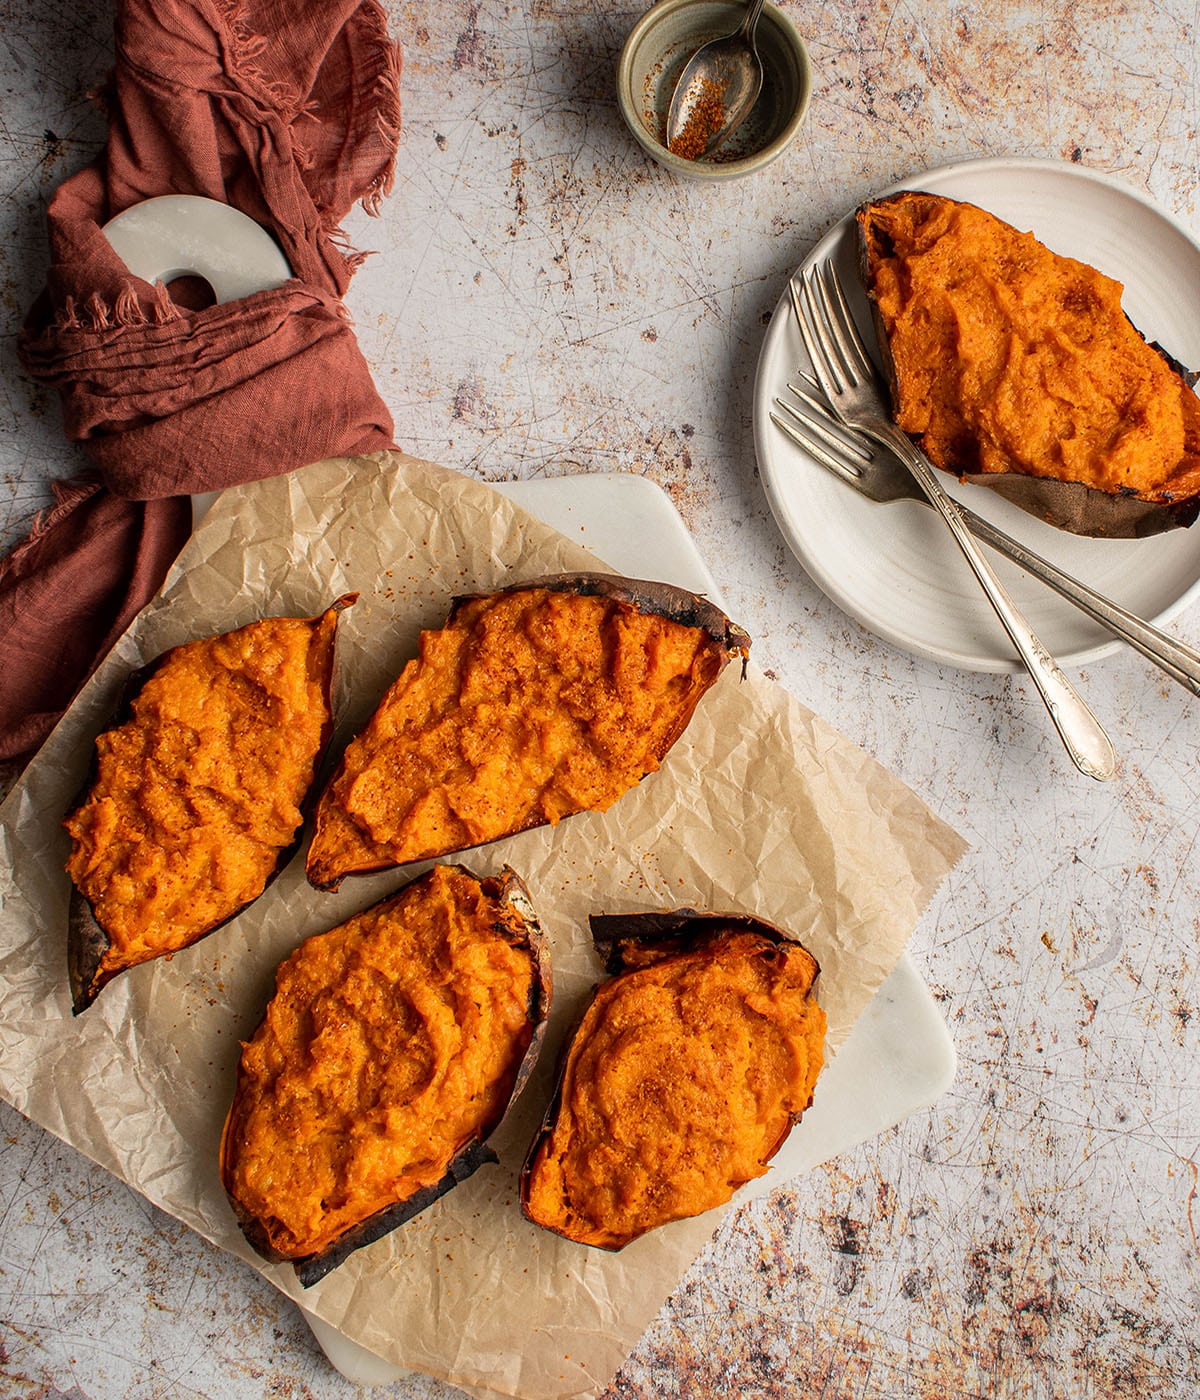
[64,597,354,1014]
[856,190,1200,536]
[520,909,827,1250]
[220,863,551,1286]
[305,574,751,891]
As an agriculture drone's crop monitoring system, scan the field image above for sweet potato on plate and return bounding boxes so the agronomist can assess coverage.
[520,908,827,1250]
[220,863,551,1286]
[305,573,751,891]
[856,190,1200,536]
[64,597,354,1014]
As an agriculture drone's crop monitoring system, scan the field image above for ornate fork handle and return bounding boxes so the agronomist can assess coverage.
[871,418,1118,781]
[949,498,1200,697]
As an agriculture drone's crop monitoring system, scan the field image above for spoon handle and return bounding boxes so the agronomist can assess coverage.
[738,0,767,41]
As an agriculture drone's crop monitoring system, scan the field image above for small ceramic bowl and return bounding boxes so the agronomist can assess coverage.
[617,0,812,180]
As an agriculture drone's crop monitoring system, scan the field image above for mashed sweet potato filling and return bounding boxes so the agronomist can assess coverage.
[221,865,537,1260]
[523,931,827,1249]
[307,588,728,887]
[65,611,339,986]
[863,195,1200,502]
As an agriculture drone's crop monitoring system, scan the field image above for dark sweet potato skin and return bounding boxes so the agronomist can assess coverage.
[475,573,752,661]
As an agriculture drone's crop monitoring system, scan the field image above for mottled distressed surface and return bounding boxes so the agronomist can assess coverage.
[2,1,1199,1397]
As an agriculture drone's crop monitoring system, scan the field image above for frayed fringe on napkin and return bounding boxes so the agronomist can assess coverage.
[3,0,403,761]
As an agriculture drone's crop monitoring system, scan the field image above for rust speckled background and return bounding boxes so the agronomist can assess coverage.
[1,2,1198,1397]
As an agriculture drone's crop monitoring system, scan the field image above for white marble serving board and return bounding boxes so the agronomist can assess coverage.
[301,471,958,1388]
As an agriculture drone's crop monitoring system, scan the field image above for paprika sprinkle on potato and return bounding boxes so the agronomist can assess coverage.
[306,577,749,890]
[521,923,827,1250]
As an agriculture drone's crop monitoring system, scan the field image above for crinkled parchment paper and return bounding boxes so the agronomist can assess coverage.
[0,451,965,1399]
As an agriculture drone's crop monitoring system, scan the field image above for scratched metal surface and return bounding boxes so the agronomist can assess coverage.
[2,1,1199,1397]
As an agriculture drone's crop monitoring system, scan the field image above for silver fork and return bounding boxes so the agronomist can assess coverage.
[771,381,1200,697]
[791,261,1117,782]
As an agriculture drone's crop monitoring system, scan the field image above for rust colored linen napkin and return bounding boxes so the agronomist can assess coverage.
[1,0,402,760]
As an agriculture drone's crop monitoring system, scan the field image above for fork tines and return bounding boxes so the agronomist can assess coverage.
[770,388,871,483]
[788,260,882,402]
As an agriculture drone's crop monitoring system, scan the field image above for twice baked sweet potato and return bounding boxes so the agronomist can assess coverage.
[857,190,1200,535]
[220,863,551,1286]
[305,574,751,891]
[520,909,827,1250]
[64,598,353,1014]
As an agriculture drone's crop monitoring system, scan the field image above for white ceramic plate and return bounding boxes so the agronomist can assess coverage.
[752,156,1200,672]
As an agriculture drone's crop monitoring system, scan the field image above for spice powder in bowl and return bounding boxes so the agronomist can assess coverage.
[617,0,811,180]
[668,76,728,161]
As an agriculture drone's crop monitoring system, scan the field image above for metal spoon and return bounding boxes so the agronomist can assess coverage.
[665,0,766,159]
